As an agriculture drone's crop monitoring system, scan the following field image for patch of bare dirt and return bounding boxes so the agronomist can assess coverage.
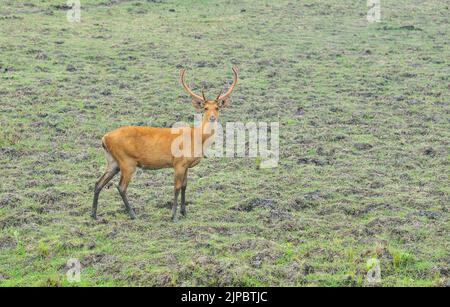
[230,239,277,252]
[79,252,122,276]
[0,194,20,208]
[0,272,10,280]
[232,198,276,212]
[250,249,283,268]
[271,261,306,284]
[0,236,16,249]
[0,212,45,229]
[178,255,236,286]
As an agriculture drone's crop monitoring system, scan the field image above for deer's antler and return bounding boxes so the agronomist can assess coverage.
[180,69,204,102]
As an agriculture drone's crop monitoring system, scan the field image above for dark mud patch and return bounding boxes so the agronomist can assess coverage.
[185,226,232,237]
[230,239,276,252]
[31,168,65,175]
[178,255,236,286]
[272,261,306,284]
[0,147,24,157]
[250,249,283,268]
[157,201,191,209]
[356,217,405,236]
[423,147,436,157]
[369,181,384,189]
[0,212,45,229]
[297,157,328,166]
[260,209,293,224]
[340,202,397,217]
[0,236,16,249]
[81,252,122,276]
[0,15,23,20]
[194,182,228,193]
[414,210,441,220]
[291,198,318,210]
[81,252,115,267]
[341,205,370,217]
[35,52,48,60]
[232,198,276,212]
[106,228,119,239]
[354,143,373,151]
[382,25,423,31]
[278,220,304,231]
[303,190,323,201]
[66,64,77,72]
[132,271,175,286]
[195,60,217,68]
[50,4,71,10]
[0,271,10,280]
[290,190,326,211]
[48,150,70,161]
[0,194,21,208]
[25,190,73,207]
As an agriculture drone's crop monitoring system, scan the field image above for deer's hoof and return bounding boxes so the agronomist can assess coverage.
[91,213,97,220]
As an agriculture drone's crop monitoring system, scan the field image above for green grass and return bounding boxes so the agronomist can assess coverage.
[0,0,449,286]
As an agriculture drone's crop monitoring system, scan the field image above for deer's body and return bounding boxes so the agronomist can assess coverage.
[92,67,237,221]
[102,126,201,170]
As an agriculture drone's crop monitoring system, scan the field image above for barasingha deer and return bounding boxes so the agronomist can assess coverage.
[92,67,238,221]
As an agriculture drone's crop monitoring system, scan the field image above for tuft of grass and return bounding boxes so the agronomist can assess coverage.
[345,247,355,264]
[37,241,51,259]
[390,248,414,270]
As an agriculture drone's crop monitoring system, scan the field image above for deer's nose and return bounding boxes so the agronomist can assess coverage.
[209,115,217,122]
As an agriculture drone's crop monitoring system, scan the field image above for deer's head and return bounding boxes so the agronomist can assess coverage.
[180,67,238,125]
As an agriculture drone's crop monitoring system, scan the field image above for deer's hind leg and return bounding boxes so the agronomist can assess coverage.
[92,150,119,220]
[117,160,137,220]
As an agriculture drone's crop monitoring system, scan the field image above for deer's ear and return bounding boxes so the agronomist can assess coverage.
[192,98,204,111]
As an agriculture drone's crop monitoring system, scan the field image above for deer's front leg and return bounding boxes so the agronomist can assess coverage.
[172,188,180,222]
[172,166,186,222]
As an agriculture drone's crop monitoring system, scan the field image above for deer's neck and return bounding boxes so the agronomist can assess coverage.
[194,122,217,147]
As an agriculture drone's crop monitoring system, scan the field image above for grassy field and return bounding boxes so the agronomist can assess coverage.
[0,0,449,286]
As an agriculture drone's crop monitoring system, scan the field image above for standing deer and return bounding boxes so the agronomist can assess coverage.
[92,67,238,221]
